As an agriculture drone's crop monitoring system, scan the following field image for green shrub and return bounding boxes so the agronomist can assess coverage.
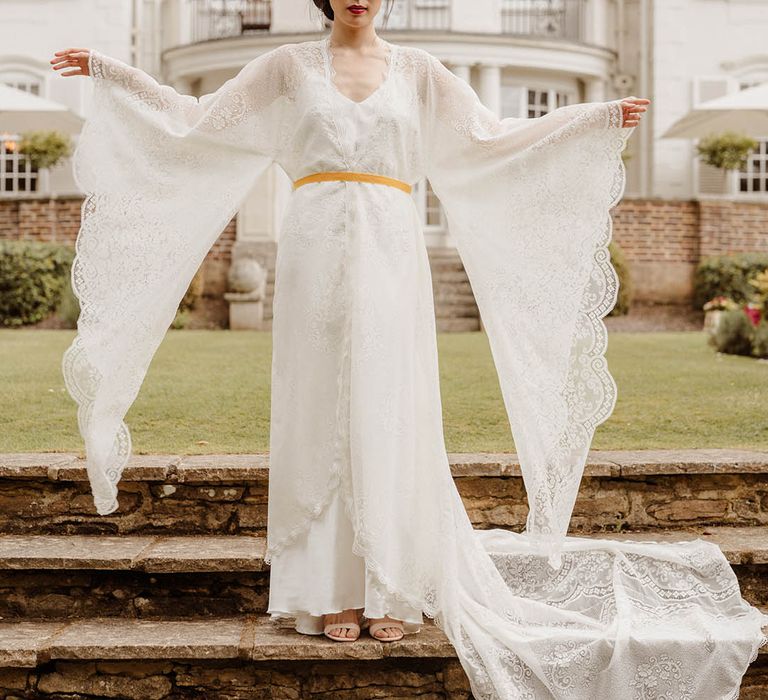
[608,240,632,316]
[179,267,205,312]
[54,261,81,329]
[171,309,191,329]
[751,319,768,359]
[710,308,754,356]
[693,253,768,310]
[0,240,74,326]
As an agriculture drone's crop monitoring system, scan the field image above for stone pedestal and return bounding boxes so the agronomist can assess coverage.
[224,247,270,330]
[224,291,268,331]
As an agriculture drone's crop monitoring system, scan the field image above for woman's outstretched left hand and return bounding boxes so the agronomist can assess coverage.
[50,48,92,78]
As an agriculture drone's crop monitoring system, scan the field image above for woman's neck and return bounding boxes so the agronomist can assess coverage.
[327,26,380,50]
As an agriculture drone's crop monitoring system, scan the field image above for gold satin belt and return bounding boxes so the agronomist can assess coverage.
[292,171,412,195]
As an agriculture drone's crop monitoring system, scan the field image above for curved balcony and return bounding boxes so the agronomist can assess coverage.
[180,0,590,47]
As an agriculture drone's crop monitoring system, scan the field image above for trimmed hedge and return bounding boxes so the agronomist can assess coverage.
[0,240,74,327]
[608,239,632,316]
[693,252,768,311]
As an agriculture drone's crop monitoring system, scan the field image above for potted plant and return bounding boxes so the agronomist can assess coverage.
[696,131,759,191]
[17,130,72,170]
[702,295,739,334]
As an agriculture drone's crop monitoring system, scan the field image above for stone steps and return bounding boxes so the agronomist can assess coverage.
[436,317,480,332]
[0,525,766,621]
[2,449,768,697]
[426,248,481,329]
[0,615,454,668]
[0,612,766,698]
[0,616,465,699]
[435,302,479,319]
[2,449,767,537]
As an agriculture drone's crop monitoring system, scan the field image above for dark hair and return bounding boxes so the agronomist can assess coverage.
[312,0,395,25]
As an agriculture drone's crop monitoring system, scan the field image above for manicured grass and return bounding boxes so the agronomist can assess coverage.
[1,329,766,454]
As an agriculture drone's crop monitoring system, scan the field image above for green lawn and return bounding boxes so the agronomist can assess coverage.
[1,329,766,454]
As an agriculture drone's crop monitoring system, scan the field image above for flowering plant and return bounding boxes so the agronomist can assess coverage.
[702,295,738,312]
[747,268,768,311]
[743,302,762,327]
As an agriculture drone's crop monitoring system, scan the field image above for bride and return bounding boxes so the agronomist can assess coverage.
[52,0,768,697]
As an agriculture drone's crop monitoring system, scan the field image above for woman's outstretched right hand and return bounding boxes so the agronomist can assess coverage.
[50,48,92,77]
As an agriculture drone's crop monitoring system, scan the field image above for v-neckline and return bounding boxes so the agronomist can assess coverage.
[322,36,396,107]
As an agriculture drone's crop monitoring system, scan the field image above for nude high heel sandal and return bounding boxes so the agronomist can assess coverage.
[323,609,364,642]
[364,617,404,642]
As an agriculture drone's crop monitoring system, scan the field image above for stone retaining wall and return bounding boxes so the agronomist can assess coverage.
[0,657,472,700]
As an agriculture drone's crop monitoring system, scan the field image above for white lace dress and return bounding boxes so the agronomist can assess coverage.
[64,36,768,699]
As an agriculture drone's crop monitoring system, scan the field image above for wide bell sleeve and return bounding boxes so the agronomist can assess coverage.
[62,46,294,515]
[422,52,636,569]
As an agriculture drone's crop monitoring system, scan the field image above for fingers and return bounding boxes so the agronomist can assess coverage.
[49,49,88,67]
[51,59,82,70]
[619,95,650,127]
[49,49,89,77]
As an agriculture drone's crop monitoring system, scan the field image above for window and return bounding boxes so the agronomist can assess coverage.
[527,88,571,116]
[528,88,549,117]
[1,135,38,195]
[502,85,573,118]
[0,70,42,96]
[0,70,43,195]
[739,139,768,194]
[737,79,767,195]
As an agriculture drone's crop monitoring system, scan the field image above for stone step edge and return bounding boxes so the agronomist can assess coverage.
[3,448,768,483]
[2,609,767,669]
[0,525,766,573]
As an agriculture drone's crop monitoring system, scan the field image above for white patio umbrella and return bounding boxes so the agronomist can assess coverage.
[0,83,84,136]
[660,80,768,139]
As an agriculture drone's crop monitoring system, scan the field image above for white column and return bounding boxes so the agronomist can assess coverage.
[584,76,605,102]
[238,168,279,242]
[165,0,193,51]
[478,64,502,116]
[440,61,473,251]
[477,64,502,335]
[586,0,609,46]
[450,63,471,83]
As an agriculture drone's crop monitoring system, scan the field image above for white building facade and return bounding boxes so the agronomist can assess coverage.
[1,0,766,249]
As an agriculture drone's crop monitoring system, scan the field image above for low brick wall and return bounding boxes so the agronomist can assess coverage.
[2,195,767,307]
[0,195,238,324]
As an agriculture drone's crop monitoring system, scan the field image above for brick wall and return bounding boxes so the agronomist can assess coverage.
[611,199,700,263]
[699,200,768,257]
[609,198,768,302]
[0,195,238,301]
[2,195,767,305]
